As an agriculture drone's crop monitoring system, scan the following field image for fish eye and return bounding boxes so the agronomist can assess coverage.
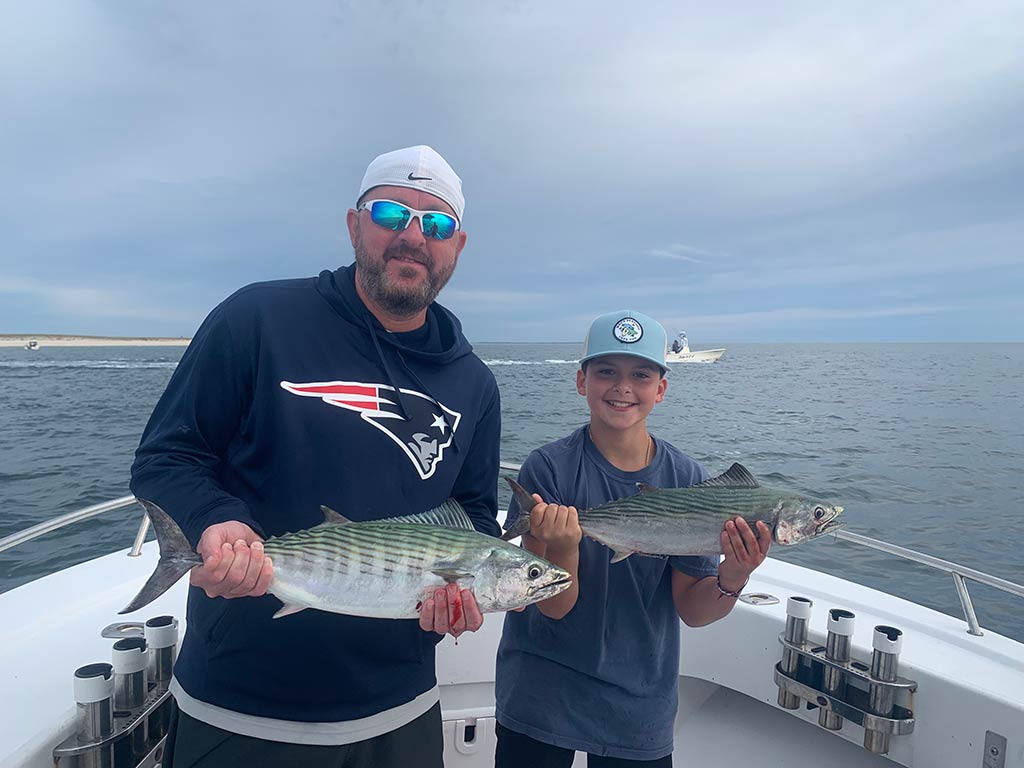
[527,564,542,580]
[814,506,825,520]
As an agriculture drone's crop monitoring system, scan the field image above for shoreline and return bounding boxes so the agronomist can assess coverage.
[0,335,191,348]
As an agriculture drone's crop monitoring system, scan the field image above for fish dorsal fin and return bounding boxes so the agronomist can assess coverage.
[693,463,759,489]
[320,505,353,525]
[636,482,660,493]
[388,499,476,530]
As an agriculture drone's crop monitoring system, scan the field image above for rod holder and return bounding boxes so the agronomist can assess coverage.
[864,625,903,753]
[818,608,855,730]
[144,615,178,688]
[777,596,813,709]
[55,625,177,768]
[144,615,178,740]
[73,663,114,768]
[112,637,149,764]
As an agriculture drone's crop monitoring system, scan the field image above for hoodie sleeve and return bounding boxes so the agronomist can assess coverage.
[449,380,502,538]
[129,298,263,547]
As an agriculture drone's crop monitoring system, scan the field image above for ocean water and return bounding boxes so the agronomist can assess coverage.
[1,342,1022,642]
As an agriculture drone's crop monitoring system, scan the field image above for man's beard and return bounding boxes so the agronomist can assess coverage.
[355,239,456,317]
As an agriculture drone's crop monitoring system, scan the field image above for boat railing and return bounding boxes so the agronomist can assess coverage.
[2,460,1021,637]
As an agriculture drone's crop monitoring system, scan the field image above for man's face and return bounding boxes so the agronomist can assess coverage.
[347,185,467,318]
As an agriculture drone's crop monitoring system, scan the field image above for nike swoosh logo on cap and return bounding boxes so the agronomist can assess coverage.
[408,172,432,181]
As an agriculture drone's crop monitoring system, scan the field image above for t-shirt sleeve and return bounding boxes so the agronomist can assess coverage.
[669,554,719,579]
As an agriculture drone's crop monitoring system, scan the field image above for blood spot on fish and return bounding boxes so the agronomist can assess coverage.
[450,595,463,626]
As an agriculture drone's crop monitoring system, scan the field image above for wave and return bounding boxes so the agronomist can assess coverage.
[0,360,179,370]
[483,359,579,366]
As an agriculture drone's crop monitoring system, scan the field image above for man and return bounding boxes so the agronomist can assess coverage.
[130,145,501,766]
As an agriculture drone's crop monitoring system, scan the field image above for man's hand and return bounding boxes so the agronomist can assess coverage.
[418,582,484,638]
[717,517,771,593]
[192,521,274,599]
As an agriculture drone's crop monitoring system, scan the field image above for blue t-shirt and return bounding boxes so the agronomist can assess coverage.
[495,426,719,760]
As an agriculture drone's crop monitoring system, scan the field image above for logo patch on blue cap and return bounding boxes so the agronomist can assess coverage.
[612,317,643,344]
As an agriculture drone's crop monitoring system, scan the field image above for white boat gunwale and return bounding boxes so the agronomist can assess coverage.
[3,462,1024,768]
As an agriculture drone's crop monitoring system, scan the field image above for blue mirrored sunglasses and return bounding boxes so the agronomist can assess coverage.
[358,199,460,241]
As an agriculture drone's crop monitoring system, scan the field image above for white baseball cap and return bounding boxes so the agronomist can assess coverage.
[357,145,465,222]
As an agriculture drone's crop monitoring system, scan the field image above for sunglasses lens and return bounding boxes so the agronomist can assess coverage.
[421,212,457,240]
[369,201,411,231]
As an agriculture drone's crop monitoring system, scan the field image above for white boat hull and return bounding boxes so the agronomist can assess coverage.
[665,347,725,363]
[3,539,1022,767]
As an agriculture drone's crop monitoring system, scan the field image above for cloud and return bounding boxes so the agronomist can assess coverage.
[0,276,195,324]
[649,244,714,263]
[0,1,1021,341]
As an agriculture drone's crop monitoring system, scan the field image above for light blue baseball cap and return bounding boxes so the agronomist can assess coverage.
[580,309,668,375]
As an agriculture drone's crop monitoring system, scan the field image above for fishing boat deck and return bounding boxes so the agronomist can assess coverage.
[3,536,1023,767]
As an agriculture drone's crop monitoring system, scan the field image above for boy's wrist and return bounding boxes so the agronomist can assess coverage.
[715,574,748,597]
[544,541,580,560]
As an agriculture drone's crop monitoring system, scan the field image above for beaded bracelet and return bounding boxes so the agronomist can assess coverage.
[716,575,747,598]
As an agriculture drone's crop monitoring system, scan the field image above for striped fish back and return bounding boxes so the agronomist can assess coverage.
[265,522,487,578]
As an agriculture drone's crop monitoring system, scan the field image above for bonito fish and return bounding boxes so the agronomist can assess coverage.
[503,463,843,562]
[122,499,572,618]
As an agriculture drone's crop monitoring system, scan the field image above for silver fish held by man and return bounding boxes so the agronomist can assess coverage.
[121,499,573,618]
[503,463,843,563]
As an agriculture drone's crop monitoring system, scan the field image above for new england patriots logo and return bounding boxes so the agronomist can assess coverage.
[280,380,461,480]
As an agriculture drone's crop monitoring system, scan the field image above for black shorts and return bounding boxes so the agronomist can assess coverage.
[495,721,672,768]
[163,699,443,768]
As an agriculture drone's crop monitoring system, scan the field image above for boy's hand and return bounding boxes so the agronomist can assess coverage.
[418,582,484,638]
[717,517,771,593]
[526,493,583,556]
[192,521,274,599]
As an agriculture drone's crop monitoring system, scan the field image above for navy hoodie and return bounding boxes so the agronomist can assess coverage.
[130,263,501,724]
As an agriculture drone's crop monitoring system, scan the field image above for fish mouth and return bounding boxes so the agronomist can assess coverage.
[818,520,844,536]
[528,576,573,597]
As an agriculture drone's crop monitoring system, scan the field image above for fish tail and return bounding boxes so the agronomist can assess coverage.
[501,477,535,541]
[120,500,203,614]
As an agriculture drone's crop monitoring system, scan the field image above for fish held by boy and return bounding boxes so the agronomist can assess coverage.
[503,462,843,563]
[121,499,573,617]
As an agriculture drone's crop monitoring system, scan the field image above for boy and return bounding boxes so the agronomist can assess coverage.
[494,310,770,767]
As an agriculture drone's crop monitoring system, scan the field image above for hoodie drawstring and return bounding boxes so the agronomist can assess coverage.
[362,314,413,421]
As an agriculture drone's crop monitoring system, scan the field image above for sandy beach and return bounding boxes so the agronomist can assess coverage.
[0,334,191,348]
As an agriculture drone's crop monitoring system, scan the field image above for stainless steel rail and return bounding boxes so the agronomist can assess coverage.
[0,496,138,554]
[2,468,1022,636]
[834,529,1024,636]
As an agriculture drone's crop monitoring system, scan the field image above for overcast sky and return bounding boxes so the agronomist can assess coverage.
[2,1,1022,342]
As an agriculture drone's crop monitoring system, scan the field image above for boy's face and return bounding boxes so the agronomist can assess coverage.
[577,354,667,433]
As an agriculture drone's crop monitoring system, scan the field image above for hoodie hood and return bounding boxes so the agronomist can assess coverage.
[315,263,473,365]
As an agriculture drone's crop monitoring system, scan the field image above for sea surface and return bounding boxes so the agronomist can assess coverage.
[1,343,1022,642]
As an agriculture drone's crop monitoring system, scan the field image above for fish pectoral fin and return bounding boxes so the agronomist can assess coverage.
[432,569,474,584]
[636,482,660,493]
[320,505,352,525]
[272,603,308,619]
[609,549,635,564]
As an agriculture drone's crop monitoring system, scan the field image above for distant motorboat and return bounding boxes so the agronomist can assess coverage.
[666,331,724,363]
[24,340,39,351]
